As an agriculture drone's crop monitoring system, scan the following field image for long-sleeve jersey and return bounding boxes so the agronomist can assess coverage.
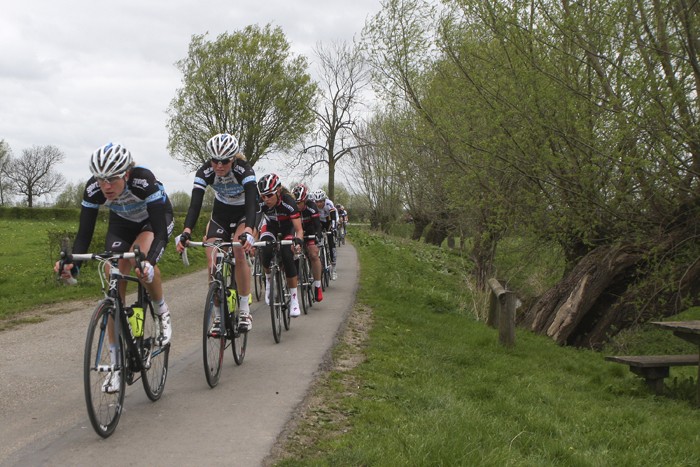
[74,166,170,264]
[184,159,257,231]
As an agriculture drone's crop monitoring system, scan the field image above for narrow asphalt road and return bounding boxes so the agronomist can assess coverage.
[0,244,358,467]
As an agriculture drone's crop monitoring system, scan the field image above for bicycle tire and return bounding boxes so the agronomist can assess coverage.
[229,298,248,366]
[84,300,125,438]
[281,270,291,331]
[269,268,283,343]
[203,283,225,388]
[305,256,315,307]
[298,257,310,314]
[253,251,264,302]
[321,246,330,290]
[141,300,170,401]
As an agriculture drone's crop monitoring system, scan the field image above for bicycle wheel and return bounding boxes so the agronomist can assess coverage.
[84,300,125,438]
[253,250,264,301]
[298,257,310,314]
[302,257,314,308]
[203,283,225,388]
[141,300,170,401]
[321,246,330,290]
[269,268,283,343]
[281,271,291,330]
[229,304,248,366]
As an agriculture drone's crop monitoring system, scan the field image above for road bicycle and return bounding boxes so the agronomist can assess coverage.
[262,236,294,343]
[182,239,265,388]
[338,222,347,246]
[59,247,170,438]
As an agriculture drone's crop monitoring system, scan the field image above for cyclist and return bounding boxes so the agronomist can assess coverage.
[336,204,348,240]
[292,184,323,302]
[54,142,175,392]
[175,133,257,331]
[257,173,305,317]
[312,189,339,280]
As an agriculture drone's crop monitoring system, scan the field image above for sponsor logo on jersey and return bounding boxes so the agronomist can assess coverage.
[86,180,101,198]
[131,177,150,189]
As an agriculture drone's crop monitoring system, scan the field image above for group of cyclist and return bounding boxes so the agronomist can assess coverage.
[55,132,346,392]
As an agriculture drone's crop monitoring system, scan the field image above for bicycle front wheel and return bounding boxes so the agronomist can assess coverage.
[141,301,170,401]
[230,307,248,365]
[84,300,125,438]
[269,268,283,343]
[281,272,291,331]
[203,284,225,388]
[253,251,264,301]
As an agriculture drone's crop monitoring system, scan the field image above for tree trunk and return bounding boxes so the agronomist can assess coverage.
[519,244,644,346]
[411,215,429,241]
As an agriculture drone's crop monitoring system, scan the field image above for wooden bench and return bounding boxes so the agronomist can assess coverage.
[605,355,699,394]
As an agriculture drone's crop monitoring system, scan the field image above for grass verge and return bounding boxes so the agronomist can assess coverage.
[269,229,700,466]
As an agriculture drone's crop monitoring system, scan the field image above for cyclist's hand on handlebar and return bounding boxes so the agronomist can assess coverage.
[138,261,155,283]
[239,232,255,253]
[176,231,191,253]
[54,261,79,285]
[293,237,303,253]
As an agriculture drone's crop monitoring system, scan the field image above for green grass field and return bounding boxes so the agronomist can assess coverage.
[273,229,700,466]
[0,218,207,326]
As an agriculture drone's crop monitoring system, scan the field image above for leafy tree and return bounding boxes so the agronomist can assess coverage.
[167,24,317,169]
[168,190,191,213]
[54,182,85,208]
[4,145,65,207]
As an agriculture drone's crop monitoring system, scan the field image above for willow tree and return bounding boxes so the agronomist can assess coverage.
[167,24,317,168]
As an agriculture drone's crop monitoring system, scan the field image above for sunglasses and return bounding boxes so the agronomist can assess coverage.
[211,157,232,165]
[97,175,123,185]
[261,193,276,199]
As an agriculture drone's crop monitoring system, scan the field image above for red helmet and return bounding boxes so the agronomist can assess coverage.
[257,173,281,195]
[292,184,309,202]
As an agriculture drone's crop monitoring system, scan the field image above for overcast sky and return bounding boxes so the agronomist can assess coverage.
[1,0,383,203]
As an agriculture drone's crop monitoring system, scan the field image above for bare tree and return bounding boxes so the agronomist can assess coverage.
[5,145,65,207]
[0,140,13,206]
[300,40,370,199]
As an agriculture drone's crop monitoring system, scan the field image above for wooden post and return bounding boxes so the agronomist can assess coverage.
[487,278,505,328]
[499,291,516,348]
[487,278,516,347]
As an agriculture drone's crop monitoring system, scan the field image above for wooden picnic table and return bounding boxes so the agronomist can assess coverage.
[651,320,700,405]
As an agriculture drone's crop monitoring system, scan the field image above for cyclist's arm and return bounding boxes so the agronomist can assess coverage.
[145,200,168,264]
[312,214,322,238]
[243,181,258,232]
[72,205,99,256]
[183,187,205,232]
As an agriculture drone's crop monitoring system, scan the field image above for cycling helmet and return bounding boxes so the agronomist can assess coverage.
[292,184,309,202]
[89,143,132,179]
[311,189,326,201]
[257,173,281,195]
[206,133,240,159]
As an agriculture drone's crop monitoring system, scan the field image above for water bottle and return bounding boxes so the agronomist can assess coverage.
[127,305,144,337]
[226,288,236,314]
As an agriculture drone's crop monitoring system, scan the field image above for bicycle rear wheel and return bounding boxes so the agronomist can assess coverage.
[141,301,170,401]
[269,268,283,343]
[84,300,125,438]
[203,284,225,388]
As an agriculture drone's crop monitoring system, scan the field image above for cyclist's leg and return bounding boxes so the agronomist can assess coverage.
[307,242,323,301]
[281,244,301,317]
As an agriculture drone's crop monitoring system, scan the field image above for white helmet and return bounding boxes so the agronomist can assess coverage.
[89,143,132,179]
[206,133,240,159]
[310,189,326,202]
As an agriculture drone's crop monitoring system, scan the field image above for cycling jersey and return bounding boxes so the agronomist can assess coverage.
[260,192,301,239]
[74,166,172,264]
[299,200,322,241]
[184,159,258,233]
[316,199,338,225]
